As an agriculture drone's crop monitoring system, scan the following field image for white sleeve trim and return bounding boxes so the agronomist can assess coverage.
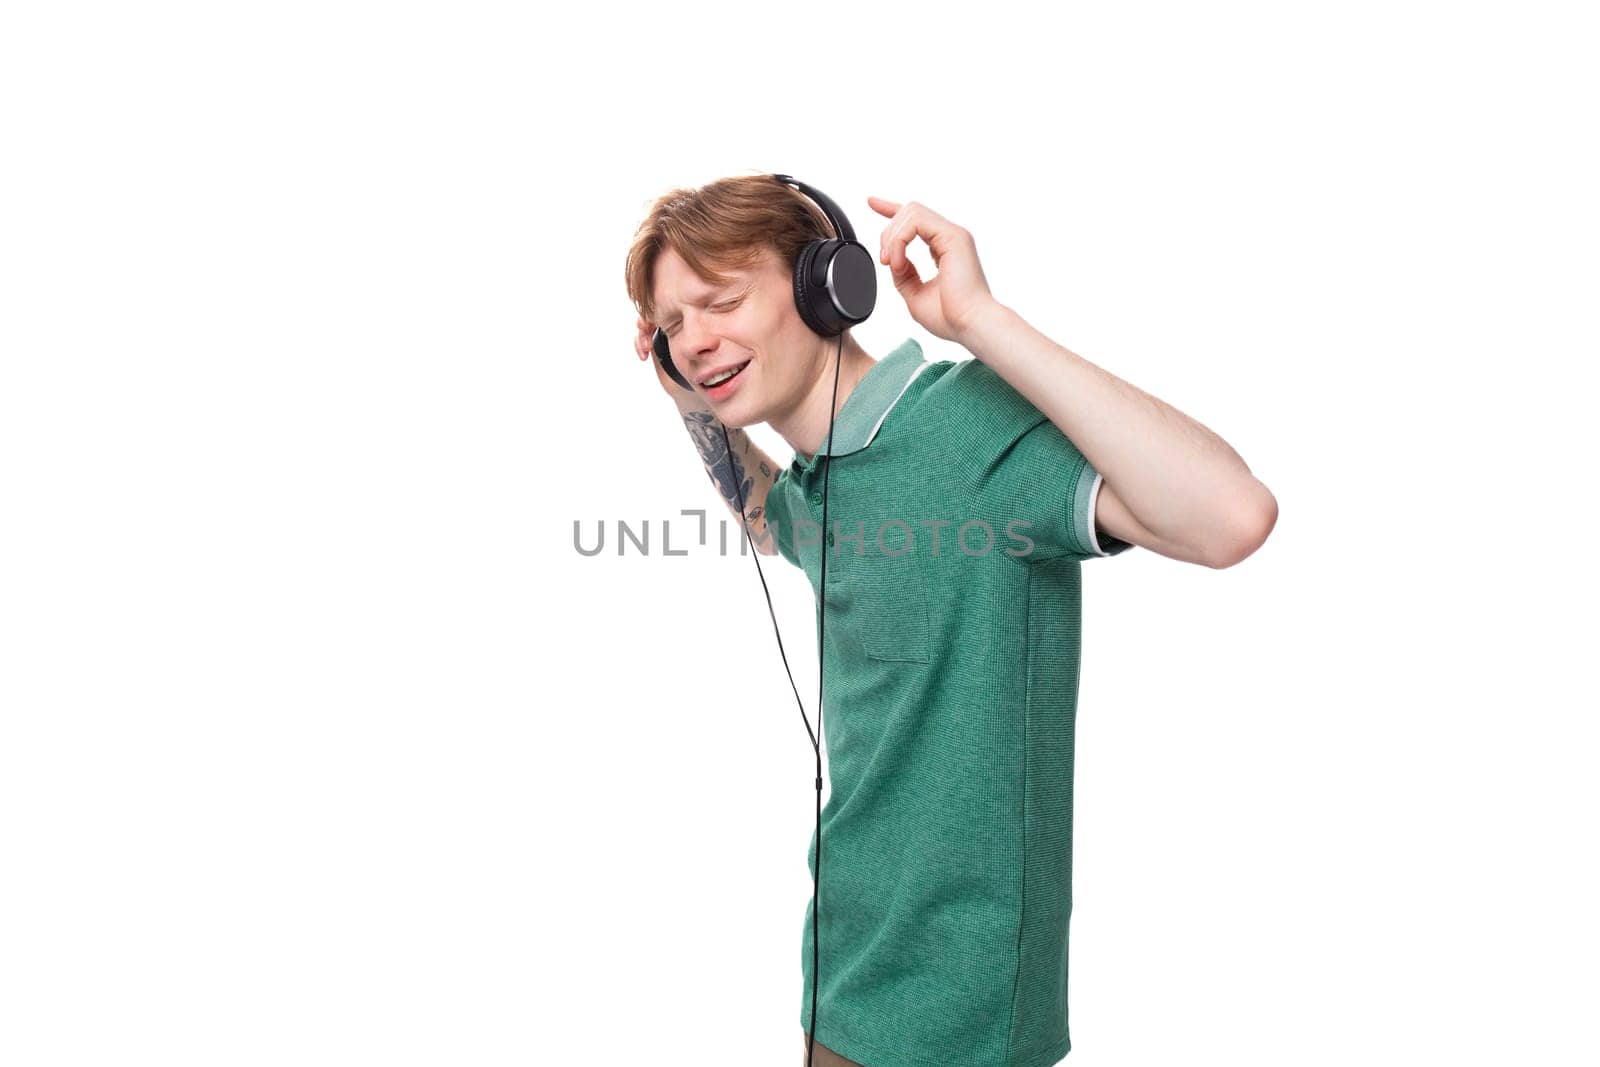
[1086,471,1108,556]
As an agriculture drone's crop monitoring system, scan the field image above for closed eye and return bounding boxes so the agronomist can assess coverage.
[664,299,740,336]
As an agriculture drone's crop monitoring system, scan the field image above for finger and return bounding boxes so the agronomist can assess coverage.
[888,208,960,275]
[866,194,901,218]
[878,202,916,267]
[882,204,924,275]
[889,253,924,296]
[882,209,926,294]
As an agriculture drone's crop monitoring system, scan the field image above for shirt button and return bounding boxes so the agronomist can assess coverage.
[809,492,823,505]
[826,529,835,546]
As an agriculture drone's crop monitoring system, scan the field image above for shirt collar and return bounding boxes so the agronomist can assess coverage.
[793,337,929,470]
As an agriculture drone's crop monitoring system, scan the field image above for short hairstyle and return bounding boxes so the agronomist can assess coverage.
[624,172,835,324]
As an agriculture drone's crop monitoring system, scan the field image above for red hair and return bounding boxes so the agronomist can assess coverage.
[624,172,834,323]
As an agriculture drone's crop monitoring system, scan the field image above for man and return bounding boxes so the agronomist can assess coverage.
[625,175,1277,1067]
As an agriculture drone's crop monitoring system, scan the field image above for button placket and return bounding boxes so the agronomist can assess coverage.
[804,482,842,585]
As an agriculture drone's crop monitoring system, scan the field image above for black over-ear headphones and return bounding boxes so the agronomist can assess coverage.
[651,173,877,389]
[651,174,875,1066]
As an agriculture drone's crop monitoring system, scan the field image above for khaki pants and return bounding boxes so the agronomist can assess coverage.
[800,1031,867,1066]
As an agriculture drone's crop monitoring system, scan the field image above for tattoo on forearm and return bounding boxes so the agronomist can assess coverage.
[683,410,754,514]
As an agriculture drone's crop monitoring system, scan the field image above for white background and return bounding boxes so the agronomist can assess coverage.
[3,2,1596,1065]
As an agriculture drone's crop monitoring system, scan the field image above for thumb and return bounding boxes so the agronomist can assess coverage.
[889,255,924,300]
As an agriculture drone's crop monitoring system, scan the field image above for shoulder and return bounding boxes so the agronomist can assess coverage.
[907,357,1043,444]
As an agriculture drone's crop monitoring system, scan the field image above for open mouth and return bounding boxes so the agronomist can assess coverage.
[703,361,751,388]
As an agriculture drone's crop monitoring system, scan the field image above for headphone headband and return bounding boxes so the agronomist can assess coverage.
[772,173,856,243]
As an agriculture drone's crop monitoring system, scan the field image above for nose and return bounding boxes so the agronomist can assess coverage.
[675,308,720,381]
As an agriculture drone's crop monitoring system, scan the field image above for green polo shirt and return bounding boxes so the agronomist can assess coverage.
[766,336,1133,1067]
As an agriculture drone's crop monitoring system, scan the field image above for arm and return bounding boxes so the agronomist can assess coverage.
[862,197,1274,569]
[671,391,784,557]
[958,302,1278,569]
[636,315,783,556]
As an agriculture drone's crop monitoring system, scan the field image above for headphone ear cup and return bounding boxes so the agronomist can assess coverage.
[793,238,877,337]
[825,241,877,325]
[652,326,695,392]
[792,240,833,337]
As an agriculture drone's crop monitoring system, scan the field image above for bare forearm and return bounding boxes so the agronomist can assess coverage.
[673,396,782,555]
[957,301,1276,561]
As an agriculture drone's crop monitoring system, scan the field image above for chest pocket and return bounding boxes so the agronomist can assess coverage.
[840,535,932,664]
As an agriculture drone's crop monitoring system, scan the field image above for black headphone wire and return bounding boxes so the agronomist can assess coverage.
[716,329,843,1067]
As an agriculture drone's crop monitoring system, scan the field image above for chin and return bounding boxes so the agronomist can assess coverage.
[712,403,761,431]
[709,381,764,429]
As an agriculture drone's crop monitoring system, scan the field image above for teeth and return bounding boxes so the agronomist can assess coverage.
[705,363,744,387]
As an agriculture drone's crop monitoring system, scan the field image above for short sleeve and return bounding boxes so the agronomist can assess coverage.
[764,470,801,567]
[977,416,1135,563]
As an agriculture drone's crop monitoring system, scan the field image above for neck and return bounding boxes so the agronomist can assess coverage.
[773,334,876,462]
